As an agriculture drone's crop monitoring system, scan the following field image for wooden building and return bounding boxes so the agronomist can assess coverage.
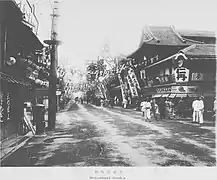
[0,1,44,140]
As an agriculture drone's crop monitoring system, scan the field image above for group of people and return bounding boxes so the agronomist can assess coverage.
[140,98,159,122]
[140,97,174,122]
[139,95,216,124]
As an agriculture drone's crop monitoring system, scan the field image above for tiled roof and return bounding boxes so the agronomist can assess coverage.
[177,29,216,38]
[139,25,203,46]
[180,44,216,57]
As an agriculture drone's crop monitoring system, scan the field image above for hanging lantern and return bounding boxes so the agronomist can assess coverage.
[6,57,16,66]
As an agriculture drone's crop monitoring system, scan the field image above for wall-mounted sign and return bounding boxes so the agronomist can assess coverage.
[150,55,159,64]
[191,73,215,81]
[156,87,171,93]
[191,73,204,81]
[174,67,189,82]
[171,86,200,94]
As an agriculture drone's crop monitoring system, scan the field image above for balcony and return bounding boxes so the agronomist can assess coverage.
[143,74,176,88]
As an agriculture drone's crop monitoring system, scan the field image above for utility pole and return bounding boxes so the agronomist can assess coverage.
[44,0,61,130]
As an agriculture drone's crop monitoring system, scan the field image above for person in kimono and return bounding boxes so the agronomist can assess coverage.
[141,98,151,122]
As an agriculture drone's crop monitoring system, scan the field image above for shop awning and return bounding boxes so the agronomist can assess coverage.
[169,94,176,98]
[202,92,216,97]
[0,71,30,87]
[162,94,170,97]
[176,94,187,98]
[152,94,162,98]
[187,94,200,97]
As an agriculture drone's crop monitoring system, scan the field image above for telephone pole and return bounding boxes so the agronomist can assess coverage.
[44,0,61,130]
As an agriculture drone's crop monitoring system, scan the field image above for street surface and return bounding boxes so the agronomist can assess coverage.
[2,102,216,166]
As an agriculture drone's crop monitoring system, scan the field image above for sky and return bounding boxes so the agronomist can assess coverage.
[35,0,217,71]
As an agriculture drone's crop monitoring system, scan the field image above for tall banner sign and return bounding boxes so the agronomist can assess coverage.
[128,69,140,89]
[118,74,127,102]
[127,75,138,97]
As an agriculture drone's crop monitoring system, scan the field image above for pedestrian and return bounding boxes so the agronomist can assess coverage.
[140,98,146,117]
[192,96,204,124]
[151,99,160,121]
[159,98,165,120]
[123,97,128,109]
[198,96,204,124]
[178,98,185,118]
[145,98,152,122]
[165,98,170,119]
[154,103,160,121]
[192,97,199,123]
[141,98,151,122]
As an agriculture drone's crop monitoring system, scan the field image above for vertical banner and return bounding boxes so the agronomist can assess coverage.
[118,74,127,102]
[128,69,140,89]
[127,75,138,97]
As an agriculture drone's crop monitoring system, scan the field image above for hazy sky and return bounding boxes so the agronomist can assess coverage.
[35,0,216,70]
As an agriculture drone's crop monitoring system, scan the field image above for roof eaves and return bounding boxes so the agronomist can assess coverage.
[182,37,204,44]
[179,44,197,54]
[146,25,160,43]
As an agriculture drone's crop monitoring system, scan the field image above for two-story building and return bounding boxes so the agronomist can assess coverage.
[127,25,203,97]
[127,25,216,118]
[0,0,44,141]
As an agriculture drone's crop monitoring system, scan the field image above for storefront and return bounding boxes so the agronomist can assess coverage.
[0,1,43,140]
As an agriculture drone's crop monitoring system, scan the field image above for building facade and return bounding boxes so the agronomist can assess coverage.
[0,0,46,140]
[126,25,216,117]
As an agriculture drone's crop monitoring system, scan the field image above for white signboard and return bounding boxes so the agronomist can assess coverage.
[128,69,140,89]
[174,67,189,83]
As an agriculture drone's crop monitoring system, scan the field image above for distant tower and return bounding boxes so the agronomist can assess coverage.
[99,43,114,70]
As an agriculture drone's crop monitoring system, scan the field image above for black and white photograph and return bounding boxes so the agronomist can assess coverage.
[0,0,216,179]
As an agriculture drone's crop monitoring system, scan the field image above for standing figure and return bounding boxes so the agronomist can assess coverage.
[123,97,128,109]
[165,98,170,119]
[198,96,204,124]
[145,99,152,122]
[178,98,185,118]
[140,98,146,117]
[159,98,166,120]
[192,98,199,123]
[152,99,160,121]
[192,96,204,124]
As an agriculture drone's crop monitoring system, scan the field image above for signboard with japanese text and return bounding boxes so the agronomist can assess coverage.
[174,67,189,82]
[191,73,215,81]
[171,86,200,94]
[128,69,140,89]
[127,75,138,97]
[156,87,171,93]
[191,73,204,81]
